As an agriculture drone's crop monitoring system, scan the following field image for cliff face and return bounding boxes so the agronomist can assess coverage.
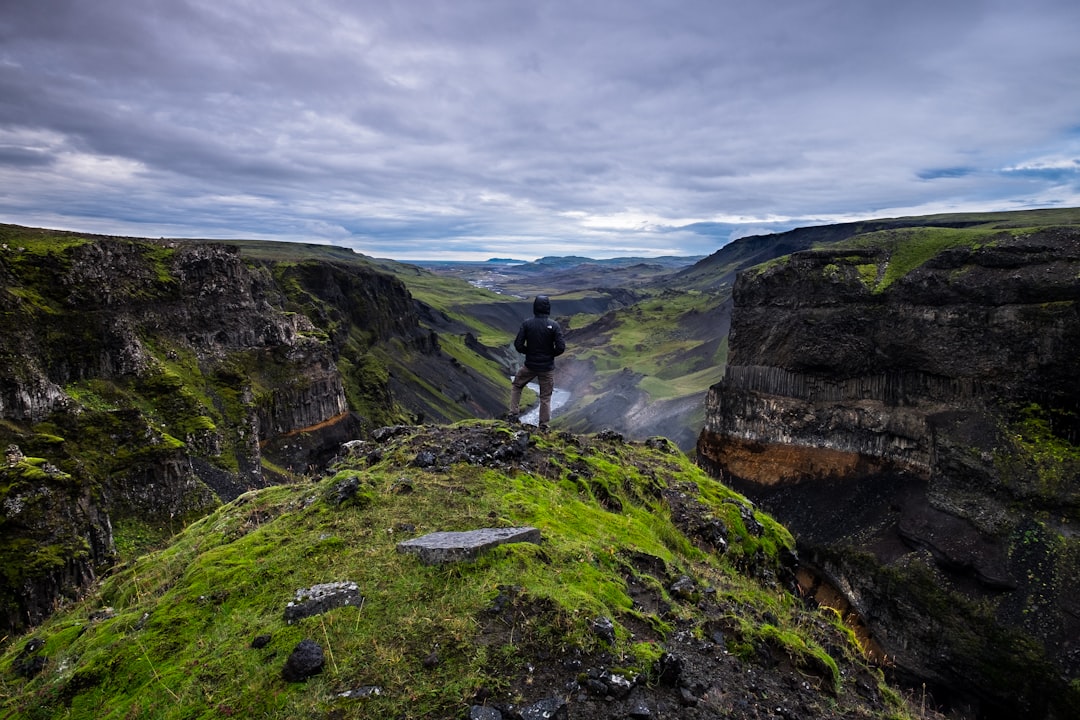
[697,227,1080,719]
[0,230,478,632]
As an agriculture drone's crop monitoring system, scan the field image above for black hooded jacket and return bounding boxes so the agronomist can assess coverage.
[514,295,566,371]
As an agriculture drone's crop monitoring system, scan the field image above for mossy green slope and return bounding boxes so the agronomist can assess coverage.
[1,422,923,719]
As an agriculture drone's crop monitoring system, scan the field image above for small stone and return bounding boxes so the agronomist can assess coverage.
[518,697,568,720]
[284,581,362,623]
[657,652,683,687]
[468,706,502,720]
[584,678,608,695]
[338,685,383,699]
[5,444,24,466]
[679,686,700,706]
[605,672,634,699]
[413,451,437,467]
[739,503,764,536]
[670,575,697,601]
[281,639,324,682]
[89,607,116,622]
[591,615,616,645]
[628,695,653,718]
[328,477,360,506]
[14,639,46,678]
[250,634,271,649]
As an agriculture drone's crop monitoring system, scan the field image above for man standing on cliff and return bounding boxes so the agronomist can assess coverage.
[508,295,566,430]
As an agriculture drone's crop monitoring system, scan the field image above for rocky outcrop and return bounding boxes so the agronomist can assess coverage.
[0,232,445,633]
[697,227,1080,719]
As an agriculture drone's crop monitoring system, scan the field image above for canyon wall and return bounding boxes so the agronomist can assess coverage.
[697,227,1080,719]
[0,232,478,631]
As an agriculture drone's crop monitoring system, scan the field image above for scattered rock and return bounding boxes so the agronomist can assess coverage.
[487,585,522,613]
[656,652,684,687]
[627,694,653,718]
[14,638,45,678]
[250,634,271,649]
[5,444,24,466]
[595,429,624,443]
[371,425,413,443]
[327,476,361,506]
[669,575,697,601]
[492,430,530,461]
[396,527,541,564]
[281,639,324,682]
[337,685,382,699]
[88,607,116,622]
[413,450,437,468]
[468,705,502,720]
[604,672,634,699]
[284,581,362,623]
[518,696,568,720]
[644,436,677,454]
[590,615,616,645]
[737,502,764,536]
[679,686,700,706]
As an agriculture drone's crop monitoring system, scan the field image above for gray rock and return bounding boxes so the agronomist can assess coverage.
[591,615,616,645]
[605,672,634,699]
[670,575,697,600]
[628,695,653,718]
[396,527,541,564]
[284,581,362,623]
[413,450,437,467]
[468,705,502,720]
[338,685,383,699]
[518,696,567,720]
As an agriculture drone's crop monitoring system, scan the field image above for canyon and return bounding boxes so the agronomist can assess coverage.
[3,211,1079,718]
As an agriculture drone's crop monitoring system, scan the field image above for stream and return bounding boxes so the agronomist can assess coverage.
[511,378,571,426]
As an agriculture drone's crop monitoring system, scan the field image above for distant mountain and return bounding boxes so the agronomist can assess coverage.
[670,207,1080,292]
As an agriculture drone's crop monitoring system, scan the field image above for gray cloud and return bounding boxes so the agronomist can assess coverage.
[2,0,1079,259]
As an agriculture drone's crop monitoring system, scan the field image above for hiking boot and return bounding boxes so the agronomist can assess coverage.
[538,423,550,432]
[503,412,520,423]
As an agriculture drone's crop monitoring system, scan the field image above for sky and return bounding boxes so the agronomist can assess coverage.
[2,1,1080,261]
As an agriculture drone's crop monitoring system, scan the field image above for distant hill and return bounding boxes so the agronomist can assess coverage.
[669,207,1080,292]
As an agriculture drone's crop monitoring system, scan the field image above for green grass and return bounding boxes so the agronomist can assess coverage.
[827,226,1000,293]
[570,291,724,381]
[638,363,725,400]
[0,422,904,719]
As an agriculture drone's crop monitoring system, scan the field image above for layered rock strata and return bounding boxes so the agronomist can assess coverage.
[697,228,1080,719]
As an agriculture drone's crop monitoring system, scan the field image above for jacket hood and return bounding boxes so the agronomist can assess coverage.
[533,295,551,315]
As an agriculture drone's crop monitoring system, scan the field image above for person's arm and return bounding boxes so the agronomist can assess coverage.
[514,322,528,354]
[551,322,566,357]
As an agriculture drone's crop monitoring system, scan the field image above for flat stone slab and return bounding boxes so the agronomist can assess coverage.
[396,527,541,564]
[284,581,363,623]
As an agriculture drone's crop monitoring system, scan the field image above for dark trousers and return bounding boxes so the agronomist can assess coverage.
[510,366,555,424]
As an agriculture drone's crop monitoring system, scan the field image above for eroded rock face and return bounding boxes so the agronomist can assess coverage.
[697,228,1080,719]
[0,237,425,633]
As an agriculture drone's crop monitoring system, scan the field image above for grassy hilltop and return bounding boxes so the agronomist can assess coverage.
[1,422,932,719]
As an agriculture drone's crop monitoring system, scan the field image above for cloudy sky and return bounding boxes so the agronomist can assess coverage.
[2,0,1079,260]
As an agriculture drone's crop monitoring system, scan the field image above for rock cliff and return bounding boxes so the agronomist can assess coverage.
[697,225,1080,719]
[0,228,503,633]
